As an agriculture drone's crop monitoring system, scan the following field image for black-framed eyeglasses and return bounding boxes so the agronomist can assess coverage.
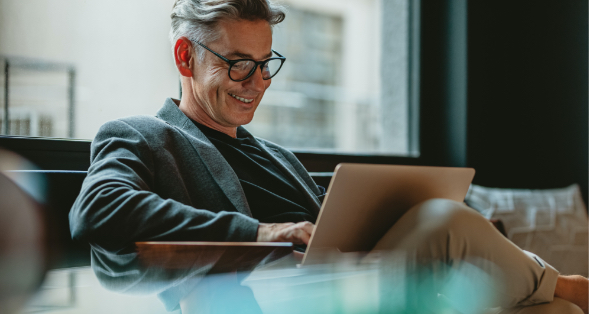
[195,41,286,82]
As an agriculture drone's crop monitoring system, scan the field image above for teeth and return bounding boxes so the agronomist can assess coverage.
[229,93,253,103]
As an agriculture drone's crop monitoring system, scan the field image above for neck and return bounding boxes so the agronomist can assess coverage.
[177,80,238,138]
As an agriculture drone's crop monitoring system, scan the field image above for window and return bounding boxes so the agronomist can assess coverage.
[0,0,418,156]
[0,58,74,137]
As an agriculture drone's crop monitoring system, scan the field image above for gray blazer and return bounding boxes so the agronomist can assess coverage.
[69,98,323,249]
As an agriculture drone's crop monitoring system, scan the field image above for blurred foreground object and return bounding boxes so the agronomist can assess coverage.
[466,184,588,276]
[0,149,47,314]
[136,241,292,272]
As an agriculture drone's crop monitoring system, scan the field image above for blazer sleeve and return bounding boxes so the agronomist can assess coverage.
[69,119,259,249]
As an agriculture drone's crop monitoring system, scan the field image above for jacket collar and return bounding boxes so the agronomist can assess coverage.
[156,98,321,216]
[156,98,252,217]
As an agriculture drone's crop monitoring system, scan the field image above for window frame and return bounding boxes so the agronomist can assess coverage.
[1,56,77,138]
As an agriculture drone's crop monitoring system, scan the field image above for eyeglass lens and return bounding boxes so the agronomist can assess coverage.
[229,59,282,81]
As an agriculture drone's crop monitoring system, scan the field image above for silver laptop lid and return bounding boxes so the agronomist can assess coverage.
[303,163,475,265]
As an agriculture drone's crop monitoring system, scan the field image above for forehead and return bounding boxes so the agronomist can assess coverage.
[213,19,273,60]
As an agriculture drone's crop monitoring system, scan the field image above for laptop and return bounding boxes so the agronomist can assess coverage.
[136,163,474,269]
[301,163,475,265]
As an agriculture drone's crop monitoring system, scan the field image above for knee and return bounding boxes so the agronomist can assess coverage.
[413,198,484,224]
[410,198,490,238]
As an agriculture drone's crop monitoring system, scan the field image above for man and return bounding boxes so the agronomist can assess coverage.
[69,0,588,313]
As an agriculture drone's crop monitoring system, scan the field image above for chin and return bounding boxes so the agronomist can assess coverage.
[225,113,254,127]
[234,107,258,125]
[235,116,255,127]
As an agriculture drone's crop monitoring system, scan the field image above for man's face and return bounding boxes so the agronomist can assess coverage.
[190,19,273,128]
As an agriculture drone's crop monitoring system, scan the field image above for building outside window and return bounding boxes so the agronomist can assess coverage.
[0,0,417,156]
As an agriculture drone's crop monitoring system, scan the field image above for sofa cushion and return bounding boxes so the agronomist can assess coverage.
[465,184,588,277]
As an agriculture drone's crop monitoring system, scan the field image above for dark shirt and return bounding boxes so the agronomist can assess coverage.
[193,121,319,225]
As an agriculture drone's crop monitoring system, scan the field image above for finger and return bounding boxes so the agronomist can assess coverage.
[295,228,311,245]
[299,221,315,236]
[297,224,314,244]
[275,222,314,244]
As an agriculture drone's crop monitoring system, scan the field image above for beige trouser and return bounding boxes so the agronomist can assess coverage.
[372,198,581,314]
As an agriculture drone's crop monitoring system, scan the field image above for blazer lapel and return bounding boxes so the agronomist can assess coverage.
[156,99,252,217]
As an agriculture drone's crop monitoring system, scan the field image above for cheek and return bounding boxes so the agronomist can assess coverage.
[205,74,227,100]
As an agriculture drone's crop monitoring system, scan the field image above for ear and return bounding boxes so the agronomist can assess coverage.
[174,37,193,77]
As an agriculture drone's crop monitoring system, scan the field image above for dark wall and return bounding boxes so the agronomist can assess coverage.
[419,0,468,168]
[467,1,588,203]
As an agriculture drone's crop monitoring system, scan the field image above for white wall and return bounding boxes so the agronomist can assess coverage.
[0,0,178,139]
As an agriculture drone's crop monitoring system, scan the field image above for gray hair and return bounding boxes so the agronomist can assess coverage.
[170,0,286,61]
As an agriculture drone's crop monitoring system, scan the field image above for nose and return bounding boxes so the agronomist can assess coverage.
[242,66,268,92]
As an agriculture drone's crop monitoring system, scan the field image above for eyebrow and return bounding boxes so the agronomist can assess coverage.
[225,50,273,60]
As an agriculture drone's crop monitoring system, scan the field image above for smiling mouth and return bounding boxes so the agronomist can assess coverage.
[229,93,254,104]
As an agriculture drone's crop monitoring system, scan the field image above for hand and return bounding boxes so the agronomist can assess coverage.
[256,221,315,245]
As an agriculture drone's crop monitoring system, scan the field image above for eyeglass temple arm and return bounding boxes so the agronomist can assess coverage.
[195,41,231,62]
